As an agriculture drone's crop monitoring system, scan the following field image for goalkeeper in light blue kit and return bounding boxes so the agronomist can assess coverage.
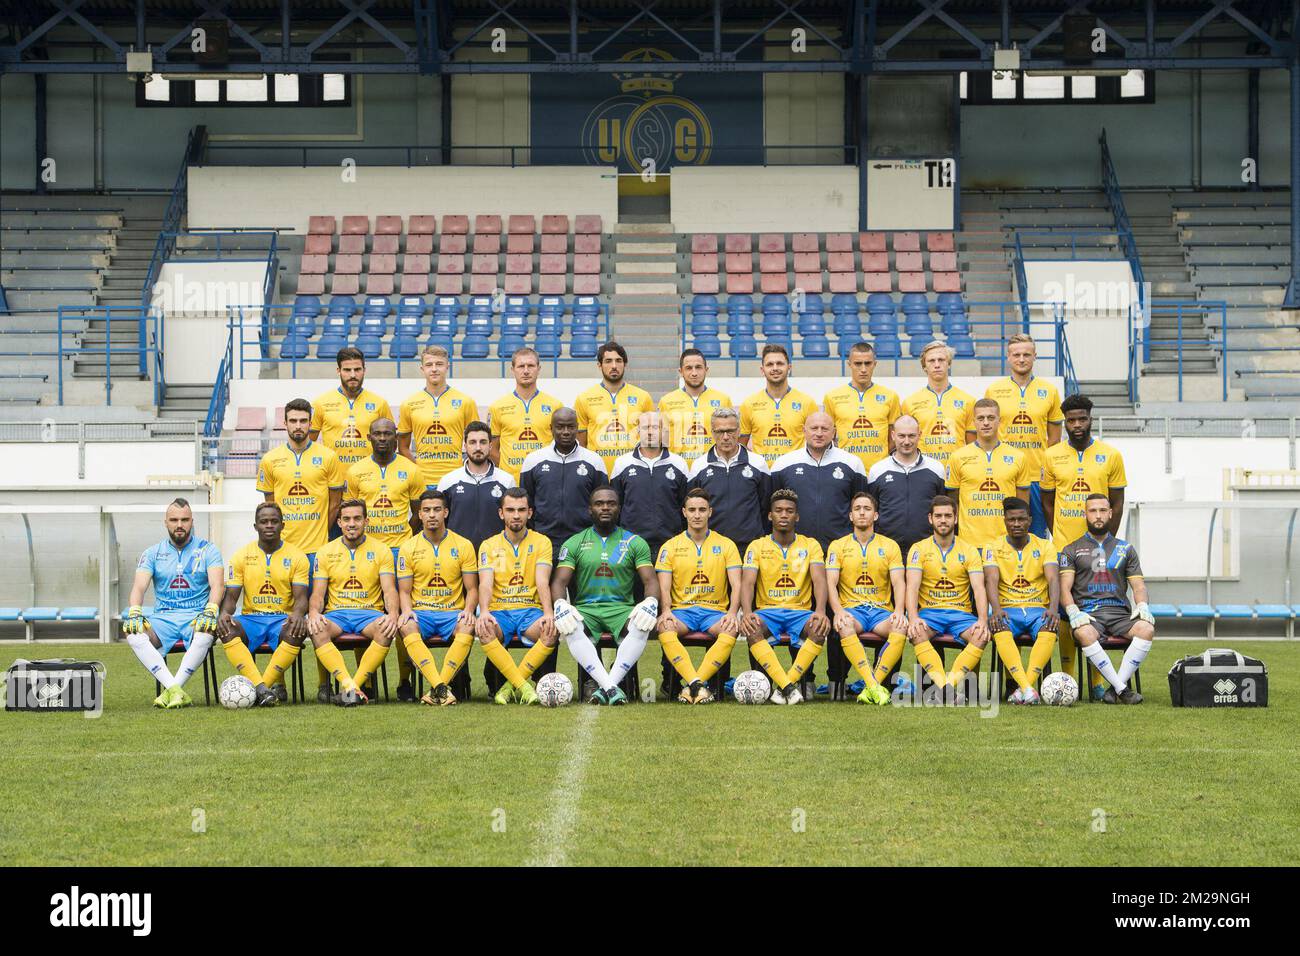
[123,498,225,709]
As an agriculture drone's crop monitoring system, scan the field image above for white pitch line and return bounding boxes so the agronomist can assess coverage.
[525,705,599,868]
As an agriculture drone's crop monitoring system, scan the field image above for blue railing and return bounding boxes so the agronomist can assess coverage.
[140,128,195,379]
[1129,300,1229,403]
[1100,129,1148,361]
[55,306,163,406]
[204,330,234,439]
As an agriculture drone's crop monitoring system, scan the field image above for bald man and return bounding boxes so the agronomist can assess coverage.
[769,411,867,553]
[866,415,948,556]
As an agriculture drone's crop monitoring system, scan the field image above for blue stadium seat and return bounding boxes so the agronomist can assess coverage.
[316,314,350,357]
[865,294,898,336]
[60,606,98,621]
[935,292,965,314]
[949,334,976,359]
[830,294,861,337]
[290,296,321,337]
[796,294,826,336]
[572,296,601,335]
[535,335,562,358]
[363,295,392,318]
[1253,603,1292,619]
[801,335,830,358]
[0,607,22,622]
[21,607,59,621]
[570,335,598,358]
[433,295,462,323]
[690,295,720,337]
[873,334,901,359]
[694,335,722,359]
[729,335,757,358]
[1148,603,1180,619]
[726,295,755,336]
[461,336,490,359]
[1178,603,1216,619]
[280,329,310,360]
[537,296,567,336]
[327,296,357,319]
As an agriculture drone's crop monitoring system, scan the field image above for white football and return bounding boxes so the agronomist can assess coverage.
[536,672,573,707]
[1040,672,1079,707]
[733,670,771,705]
[219,675,257,710]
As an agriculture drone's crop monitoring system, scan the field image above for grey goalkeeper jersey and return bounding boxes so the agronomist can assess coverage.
[1059,533,1143,612]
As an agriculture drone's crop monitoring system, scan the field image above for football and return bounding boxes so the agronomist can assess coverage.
[219,675,258,710]
[732,670,771,704]
[1040,672,1079,707]
[536,672,573,707]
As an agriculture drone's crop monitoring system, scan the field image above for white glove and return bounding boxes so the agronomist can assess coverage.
[552,599,582,636]
[1065,604,1093,630]
[1132,602,1155,626]
[629,597,659,633]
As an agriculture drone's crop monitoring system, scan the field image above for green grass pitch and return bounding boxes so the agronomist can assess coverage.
[2,640,1297,866]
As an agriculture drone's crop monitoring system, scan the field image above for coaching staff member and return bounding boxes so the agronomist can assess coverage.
[610,411,688,562]
[866,414,947,556]
[769,411,866,552]
[687,407,771,550]
[520,407,608,560]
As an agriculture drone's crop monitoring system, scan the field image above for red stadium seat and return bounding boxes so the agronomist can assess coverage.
[826,233,853,252]
[898,272,926,293]
[369,254,396,275]
[438,254,465,275]
[574,234,601,254]
[692,253,718,274]
[404,254,431,274]
[539,254,566,274]
[508,215,536,234]
[929,251,957,272]
[896,251,923,272]
[365,274,394,295]
[439,234,467,255]
[372,234,399,255]
[504,274,533,294]
[793,252,820,273]
[296,275,325,295]
[859,232,886,252]
[792,233,819,253]
[759,252,786,273]
[472,233,500,254]
[574,215,602,235]
[691,234,718,254]
[926,232,955,252]
[308,216,336,235]
[863,272,892,292]
[474,215,501,235]
[334,254,362,275]
[828,272,858,293]
[236,406,267,431]
[692,273,720,294]
[725,252,753,273]
[471,254,498,274]
[442,215,469,235]
[540,234,567,254]
[468,275,494,294]
[299,254,328,275]
[761,273,789,294]
[893,231,920,252]
[758,233,785,253]
[505,254,531,274]
[375,216,402,235]
[408,215,436,235]
[400,273,429,295]
[331,274,359,295]
[725,273,753,294]
[542,215,569,234]
[794,272,822,293]
[338,234,365,255]
[406,234,434,255]
[573,254,600,274]
[436,274,465,295]
[724,234,752,253]
[304,234,332,255]
[573,274,601,295]
[862,252,889,272]
[342,216,369,235]
[827,251,854,273]
[539,275,567,295]
[932,272,962,293]
[506,234,534,254]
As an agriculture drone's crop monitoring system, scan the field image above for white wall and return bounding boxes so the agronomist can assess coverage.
[0,443,197,486]
[187,166,618,234]
[154,261,270,383]
[1022,261,1135,381]
[671,166,859,233]
[866,159,956,231]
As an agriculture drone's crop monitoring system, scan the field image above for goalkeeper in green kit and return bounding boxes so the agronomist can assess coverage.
[549,486,661,705]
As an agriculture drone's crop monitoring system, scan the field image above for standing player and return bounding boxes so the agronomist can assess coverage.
[655,488,743,705]
[438,421,513,550]
[475,488,556,705]
[739,489,831,705]
[396,490,478,707]
[944,397,1032,552]
[123,498,225,709]
[575,341,654,474]
[904,496,990,694]
[310,347,394,470]
[984,334,1063,537]
[825,491,905,706]
[740,344,816,466]
[398,344,481,488]
[823,341,900,473]
[982,497,1060,704]
[215,502,307,706]
[658,348,732,464]
[901,341,976,468]
[1058,495,1156,704]
[550,488,661,705]
[489,347,559,481]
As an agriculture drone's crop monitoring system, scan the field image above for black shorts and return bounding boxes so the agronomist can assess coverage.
[1086,604,1137,638]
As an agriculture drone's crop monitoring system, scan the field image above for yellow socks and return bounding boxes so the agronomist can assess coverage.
[748,639,791,689]
[262,642,302,687]
[483,638,526,688]
[948,643,984,685]
[520,641,555,679]
[1058,620,1077,678]
[396,634,414,685]
[872,631,907,685]
[658,632,699,684]
[697,632,736,682]
[352,640,391,689]
[314,641,357,692]
[402,632,444,688]
[439,633,475,684]
[788,640,824,681]
[1028,630,1057,685]
[839,633,882,687]
[993,630,1032,691]
[913,640,948,688]
[219,636,264,684]
[315,658,330,689]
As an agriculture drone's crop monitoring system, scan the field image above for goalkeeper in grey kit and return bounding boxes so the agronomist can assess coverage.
[549,487,661,705]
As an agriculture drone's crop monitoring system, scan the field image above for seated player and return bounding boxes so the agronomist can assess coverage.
[982,497,1060,704]
[123,498,225,710]
[475,488,557,705]
[550,487,660,705]
[825,491,905,706]
[655,487,743,705]
[904,495,990,696]
[1057,493,1156,704]
[740,489,831,705]
[305,499,400,705]
[215,502,308,706]
[396,489,478,707]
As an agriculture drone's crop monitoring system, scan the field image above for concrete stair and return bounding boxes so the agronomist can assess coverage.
[608,220,683,397]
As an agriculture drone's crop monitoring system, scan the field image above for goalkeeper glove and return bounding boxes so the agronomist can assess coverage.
[122,605,146,637]
[1131,602,1155,626]
[551,599,582,636]
[193,603,220,634]
[629,596,659,633]
[1065,604,1093,631]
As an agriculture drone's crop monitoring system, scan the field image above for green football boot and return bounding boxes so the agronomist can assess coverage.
[605,686,628,706]
[856,682,892,706]
[494,682,517,705]
[517,681,540,706]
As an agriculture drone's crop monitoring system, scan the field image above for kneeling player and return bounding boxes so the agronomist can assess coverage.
[825,491,905,706]
[396,490,478,706]
[740,489,831,705]
[550,487,660,705]
[655,488,742,704]
[904,496,990,696]
[1057,494,1155,704]
[216,503,308,705]
[983,497,1059,704]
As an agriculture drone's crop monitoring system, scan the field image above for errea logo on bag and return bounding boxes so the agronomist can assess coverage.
[1213,678,1239,703]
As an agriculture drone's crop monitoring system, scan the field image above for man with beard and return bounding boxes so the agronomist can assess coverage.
[439,420,513,550]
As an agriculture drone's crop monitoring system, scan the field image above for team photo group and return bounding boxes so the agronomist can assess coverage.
[127,332,1154,710]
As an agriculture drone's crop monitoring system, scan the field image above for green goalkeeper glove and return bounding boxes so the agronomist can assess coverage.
[193,603,220,634]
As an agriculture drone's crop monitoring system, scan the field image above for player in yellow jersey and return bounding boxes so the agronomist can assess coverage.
[306,499,399,706]
[214,503,306,706]
[310,346,394,469]
[740,489,830,704]
[396,489,478,707]
[257,398,344,558]
[475,488,556,705]
[739,344,816,465]
[575,341,654,474]
[346,418,424,550]
[825,491,905,706]
[905,495,989,696]
[655,487,743,704]
[982,497,1060,705]
[823,341,900,472]
[658,348,732,463]
[984,334,1063,537]
[901,341,976,467]
[944,397,1032,552]
[397,344,481,487]
[489,347,559,480]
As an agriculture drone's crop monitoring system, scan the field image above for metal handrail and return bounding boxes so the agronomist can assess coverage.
[203,329,234,439]
[139,127,195,378]
[55,306,162,406]
[1100,129,1147,358]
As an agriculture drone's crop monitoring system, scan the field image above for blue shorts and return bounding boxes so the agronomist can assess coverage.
[918,608,980,643]
[412,609,462,642]
[325,608,383,635]
[1000,606,1050,638]
[305,553,317,577]
[674,606,725,635]
[755,608,813,647]
[148,608,201,654]
[847,605,892,634]
[493,607,544,646]
[234,613,287,651]
[1028,482,1048,538]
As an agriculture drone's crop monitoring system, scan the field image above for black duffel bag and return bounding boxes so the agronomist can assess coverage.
[4,658,104,712]
[1168,648,1268,708]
